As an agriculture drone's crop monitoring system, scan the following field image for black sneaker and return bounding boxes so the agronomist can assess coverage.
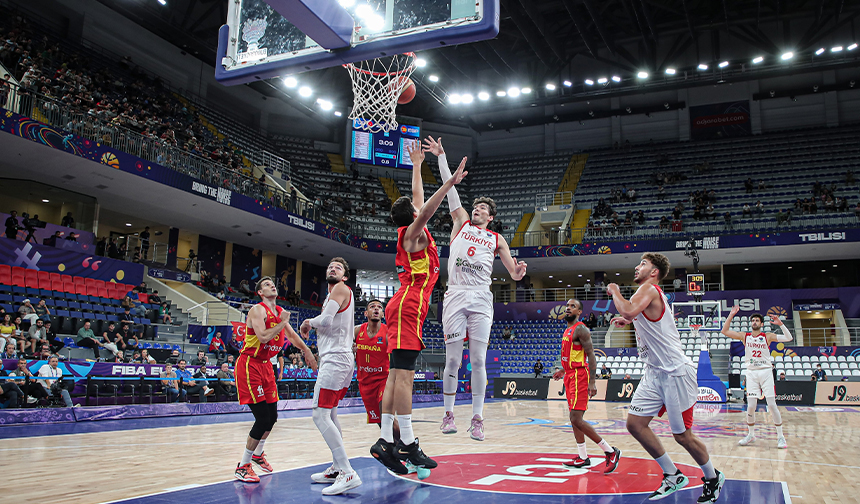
[697,470,725,503]
[370,438,408,475]
[395,437,437,469]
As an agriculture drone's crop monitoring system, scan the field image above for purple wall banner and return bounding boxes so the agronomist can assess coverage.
[301,262,328,305]
[230,243,262,287]
[0,236,144,285]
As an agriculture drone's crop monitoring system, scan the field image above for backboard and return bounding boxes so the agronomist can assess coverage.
[216,0,500,86]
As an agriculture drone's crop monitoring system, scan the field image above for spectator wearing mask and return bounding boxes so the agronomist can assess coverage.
[813,364,827,381]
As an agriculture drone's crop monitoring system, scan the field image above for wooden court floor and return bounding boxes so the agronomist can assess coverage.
[1,400,858,503]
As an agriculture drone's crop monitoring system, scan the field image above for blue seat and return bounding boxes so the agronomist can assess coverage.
[107,315,119,322]
[140,319,151,326]
[173,345,181,351]
[25,287,40,296]
[152,343,162,349]
[80,303,93,311]
[1,303,13,313]
[142,343,152,349]
[95,313,107,321]
[100,297,112,305]
[40,289,53,297]
[67,301,81,310]
[55,309,70,317]
[52,291,65,298]
[54,299,68,308]
[0,294,11,302]
[69,311,83,319]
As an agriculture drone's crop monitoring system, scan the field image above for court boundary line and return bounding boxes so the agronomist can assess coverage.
[782,481,793,504]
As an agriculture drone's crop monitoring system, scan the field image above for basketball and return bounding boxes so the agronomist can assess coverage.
[397,77,416,105]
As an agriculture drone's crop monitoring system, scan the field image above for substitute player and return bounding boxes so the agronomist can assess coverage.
[551,298,621,472]
[301,257,361,495]
[721,305,792,448]
[370,144,468,474]
[234,276,317,483]
[608,253,724,503]
[423,136,527,441]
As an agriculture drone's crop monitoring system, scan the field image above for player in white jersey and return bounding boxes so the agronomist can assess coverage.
[721,305,792,448]
[422,136,527,441]
[300,257,360,495]
[609,253,724,503]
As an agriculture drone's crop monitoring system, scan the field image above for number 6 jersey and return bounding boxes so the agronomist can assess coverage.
[448,221,498,287]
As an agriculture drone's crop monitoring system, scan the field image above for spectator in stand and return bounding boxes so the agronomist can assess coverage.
[847,170,855,184]
[534,358,544,378]
[129,350,143,364]
[238,279,252,296]
[193,362,213,395]
[744,178,754,194]
[19,298,39,325]
[705,204,716,221]
[10,316,24,352]
[191,350,208,366]
[776,209,791,226]
[76,321,107,360]
[166,349,182,364]
[209,331,227,362]
[140,349,156,364]
[657,185,665,201]
[121,308,144,339]
[3,342,19,360]
[34,299,51,323]
[5,210,19,240]
[659,216,670,230]
[724,212,733,230]
[0,313,15,351]
[214,362,236,400]
[60,212,75,228]
[139,226,150,260]
[758,180,766,191]
[0,366,23,408]
[116,322,139,350]
[813,363,827,381]
[149,291,162,304]
[26,319,49,356]
[855,202,860,219]
[754,200,764,216]
[742,203,752,217]
[122,295,146,318]
[778,371,786,381]
[159,302,172,324]
[599,364,612,379]
[160,362,185,402]
[10,356,46,405]
[37,355,75,407]
[175,359,213,401]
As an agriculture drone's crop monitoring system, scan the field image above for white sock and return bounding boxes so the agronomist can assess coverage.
[597,439,612,453]
[398,414,414,445]
[443,339,464,413]
[700,459,717,480]
[443,394,456,413]
[776,425,784,437]
[748,424,755,436]
[469,339,488,418]
[577,442,588,459]
[313,408,353,473]
[241,448,254,465]
[253,439,266,456]
[381,413,395,443]
[655,453,678,475]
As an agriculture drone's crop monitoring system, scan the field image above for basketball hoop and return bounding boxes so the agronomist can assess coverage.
[344,52,416,133]
[689,324,708,350]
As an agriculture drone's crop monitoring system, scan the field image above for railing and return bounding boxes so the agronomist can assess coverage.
[798,327,860,347]
[492,283,722,303]
[535,192,574,208]
[186,301,234,326]
[1,83,327,225]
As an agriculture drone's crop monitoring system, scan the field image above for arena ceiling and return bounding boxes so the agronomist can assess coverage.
[100,0,860,127]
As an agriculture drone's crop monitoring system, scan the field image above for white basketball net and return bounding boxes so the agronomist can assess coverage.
[344,53,415,133]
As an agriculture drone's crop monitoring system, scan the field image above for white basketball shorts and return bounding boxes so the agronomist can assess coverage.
[628,364,698,434]
[745,367,775,399]
[313,352,355,408]
[442,288,493,344]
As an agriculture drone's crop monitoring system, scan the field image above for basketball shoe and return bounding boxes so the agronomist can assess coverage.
[251,453,272,473]
[395,437,438,469]
[321,470,362,495]
[738,434,756,446]
[371,438,408,475]
[777,436,787,449]
[311,465,339,484]
[562,456,591,468]
[468,415,485,441]
[440,411,457,434]
[603,447,622,474]
[234,462,260,483]
[697,470,725,503]
[648,470,688,500]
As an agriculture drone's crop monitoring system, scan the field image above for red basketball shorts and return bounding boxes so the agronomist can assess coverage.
[564,368,589,412]
[358,374,388,424]
[236,355,278,405]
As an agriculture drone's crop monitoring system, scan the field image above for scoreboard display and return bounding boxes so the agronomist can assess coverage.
[350,120,421,169]
[686,273,705,296]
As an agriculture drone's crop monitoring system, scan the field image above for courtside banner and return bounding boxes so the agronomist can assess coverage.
[548,377,607,401]
[815,382,860,405]
[605,378,640,402]
[774,381,816,405]
[493,377,549,400]
[689,101,752,140]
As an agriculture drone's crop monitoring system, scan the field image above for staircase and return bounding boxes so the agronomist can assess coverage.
[379,177,402,204]
[328,153,347,174]
[511,212,534,247]
[557,153,589,194]
[570,209,591,244]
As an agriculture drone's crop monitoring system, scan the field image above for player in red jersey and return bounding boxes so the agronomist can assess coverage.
[370,144,467,474]
[234,276,317,483]
[551,299,621,473]
[354,299,396,429]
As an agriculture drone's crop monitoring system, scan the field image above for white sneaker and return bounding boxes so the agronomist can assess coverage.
[311,465,339,484]
[777,437,787,449]
[204,386,215,396]
[321,470,361,495]
[27,396,38,404]
[738,434,756,446]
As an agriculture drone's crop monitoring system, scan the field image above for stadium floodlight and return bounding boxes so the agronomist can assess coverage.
[546,83,556,90]
[815,48,826,55]
[298,86,312,97]
[611,75,621,82]
[718,61,729,68]
[496,90,506,97]
[365,14,384,31]
[752,56,764,64]
[508,87,521,97]
[334,111,342,116]
[448,93,461,104]
[461,93,474,104]
[832,46,843,52]
[597,77,608,84]
[849,43,858,50]
[521,87,532,94]
[665,68,676,75]
[563,80,572,87]
[637,71,648,78]
[415,58,427,67]
[355,4,374,19]
[157,0,167,5]
[125,223,132,227]
[317,99,333,110]
[42,199,49,202]
[478,91,490,100]
[697,63,708,70]
[781,51,794,60]
[428,75,439,82]
[284,76,298,87]
[584,79,594,85]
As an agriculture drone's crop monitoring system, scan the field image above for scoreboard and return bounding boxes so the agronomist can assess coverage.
[350,120,421,170]
[686,273,705,296]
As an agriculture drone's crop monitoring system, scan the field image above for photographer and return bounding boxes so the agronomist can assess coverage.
[37,355,77,407]
[21,213,42,244]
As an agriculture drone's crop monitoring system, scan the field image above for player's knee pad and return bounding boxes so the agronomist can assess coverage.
[268,402,279,430]
[313,407,333,432]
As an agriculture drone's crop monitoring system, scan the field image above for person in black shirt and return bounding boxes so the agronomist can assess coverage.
[139,227,151,260]
[61,212,75,228]
[5,210,19,239]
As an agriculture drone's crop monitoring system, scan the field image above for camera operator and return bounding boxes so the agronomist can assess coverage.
[37,355,78,407]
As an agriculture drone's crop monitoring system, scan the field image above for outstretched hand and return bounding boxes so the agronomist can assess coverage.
[729,304,740,318]
[407,141,425,167]
[769,314,783,326]
[513,260,528,280]
[422,136,444,156]
[451,156,468,184]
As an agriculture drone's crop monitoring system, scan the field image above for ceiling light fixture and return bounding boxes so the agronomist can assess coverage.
[637,71,648,78]
[42,199,49,202]
[752,56,764,64]
[832,46,843,52]
[461,93,474,104]
[334,111,342,116]
[428,75,439,82]
[125,223,132,227]
[283,76,297,87]
[611,75,621,82]
[448,93,461,104]
[478,91,490,100]
[815,48,826,55]
[563,80,572,87]
[508,87,521,97]
[157,0,166,5]
[521,87,532,94]
[665,68,676,75]
[849,43,858,50]
[597,77,608,84]
[414,58,427,67]
[298,86,313,97]
[496,90,506,97]
[697,63,708,70]
[545,83,556,90]
[781,51,794,60]
[718,61,729,68]
[584,79,594,85]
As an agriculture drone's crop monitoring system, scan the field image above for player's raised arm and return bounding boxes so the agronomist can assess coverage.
[496,234,527,281]
[247,304,288,344]
[720,305,747,341]
[607,282,655,320]
[409,142,425,209]
[403,156,467,245]
[764,314,793,344]
[422,136,469,230]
